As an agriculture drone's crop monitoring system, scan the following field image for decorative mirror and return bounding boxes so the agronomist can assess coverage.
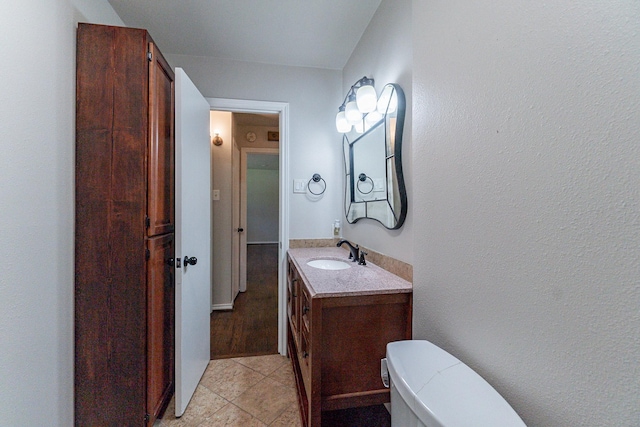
[342,83,407,229]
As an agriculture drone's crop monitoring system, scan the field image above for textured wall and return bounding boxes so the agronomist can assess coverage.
[341,0,413,264]
[0,1,123,425]
[412,1,640,425]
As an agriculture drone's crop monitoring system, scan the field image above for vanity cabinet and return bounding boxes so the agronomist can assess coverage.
[287,253,412,427]
[75,23,175,426]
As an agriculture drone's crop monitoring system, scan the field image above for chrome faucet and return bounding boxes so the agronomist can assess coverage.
[337,239,359,262]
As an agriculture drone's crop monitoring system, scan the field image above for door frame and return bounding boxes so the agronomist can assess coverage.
[207,98,290,356]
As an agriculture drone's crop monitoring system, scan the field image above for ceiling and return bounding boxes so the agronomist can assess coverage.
[107,0,382,70]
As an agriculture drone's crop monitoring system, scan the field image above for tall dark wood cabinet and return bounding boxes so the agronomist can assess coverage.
[75,23,175,426]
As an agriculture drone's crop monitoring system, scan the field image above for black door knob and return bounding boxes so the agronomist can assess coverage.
[184,256,197,266]
[237,227,244,233]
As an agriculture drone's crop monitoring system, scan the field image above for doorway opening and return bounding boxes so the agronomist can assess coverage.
[207,99,290,359]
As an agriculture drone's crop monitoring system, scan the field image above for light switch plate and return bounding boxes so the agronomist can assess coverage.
[293,179,306,193]
[373,178,385,192]
[212,189,220,200]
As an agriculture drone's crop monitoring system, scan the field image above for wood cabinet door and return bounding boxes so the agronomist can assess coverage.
[147,41,175,237]
[146,233,175,424]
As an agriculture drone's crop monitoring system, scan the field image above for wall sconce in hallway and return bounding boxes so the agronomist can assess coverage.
[212,131,223,146]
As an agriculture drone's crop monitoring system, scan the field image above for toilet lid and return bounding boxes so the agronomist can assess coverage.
[386,340,526,427]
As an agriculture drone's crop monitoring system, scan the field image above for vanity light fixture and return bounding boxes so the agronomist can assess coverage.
[212,131,223,146]
[355,77,376,113]
[335,76,382,133]
[335,105,351,133]
[344,92,362,125]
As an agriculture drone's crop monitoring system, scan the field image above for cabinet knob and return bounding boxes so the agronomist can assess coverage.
[303,351,309,358]
[167,258,175,266]
[302,306,310,315]
[184,256,197,266]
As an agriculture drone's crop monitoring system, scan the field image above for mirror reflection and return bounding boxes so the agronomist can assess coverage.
[343,83,406,229]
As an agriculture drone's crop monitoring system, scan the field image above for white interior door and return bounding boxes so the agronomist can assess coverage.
[175,68,211,416]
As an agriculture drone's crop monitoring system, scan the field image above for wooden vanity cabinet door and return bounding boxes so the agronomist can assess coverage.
[146,234,175,423]
[147,41,175,237]
[287,258,300,341]
[299,283,312,393]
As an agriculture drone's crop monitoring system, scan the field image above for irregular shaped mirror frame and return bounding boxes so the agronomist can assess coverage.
[343,83,407,229]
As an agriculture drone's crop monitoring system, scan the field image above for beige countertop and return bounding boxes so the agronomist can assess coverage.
[287,247,412,298]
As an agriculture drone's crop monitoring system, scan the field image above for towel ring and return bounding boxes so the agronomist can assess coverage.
[357,173,374,194]
[308,173,326,195]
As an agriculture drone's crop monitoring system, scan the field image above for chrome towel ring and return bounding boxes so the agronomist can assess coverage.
[357,173,374,194]
[308,173,326,195]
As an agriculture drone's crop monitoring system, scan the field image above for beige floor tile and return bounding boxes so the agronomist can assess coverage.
[200,360,266,401]
[159,385,227,427]
[232,354,288,376]
[197,403,266,427]
[268,405,303,427]
[267,361,296,389]
[205,358,238,375]
[233,377,298,425]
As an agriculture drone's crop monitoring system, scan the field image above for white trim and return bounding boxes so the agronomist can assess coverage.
[207,97,290,357]
[211,303,234,311]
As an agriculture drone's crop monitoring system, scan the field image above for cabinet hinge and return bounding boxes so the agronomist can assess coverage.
[145,216,150,229]
[147,51,152,61]
[145,249,150,261]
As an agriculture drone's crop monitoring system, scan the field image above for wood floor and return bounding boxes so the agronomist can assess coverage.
[208,243,391,426]
[210,243,279,359]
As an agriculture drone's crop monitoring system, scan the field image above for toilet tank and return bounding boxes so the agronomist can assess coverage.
[383,340,526,427]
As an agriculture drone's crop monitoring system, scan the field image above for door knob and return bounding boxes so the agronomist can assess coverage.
[237,227,244,233]
[184,256,197,266]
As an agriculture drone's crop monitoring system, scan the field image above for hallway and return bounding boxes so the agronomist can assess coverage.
[210,244,279,359]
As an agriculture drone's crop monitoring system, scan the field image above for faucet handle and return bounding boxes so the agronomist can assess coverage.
[358,251,368,265]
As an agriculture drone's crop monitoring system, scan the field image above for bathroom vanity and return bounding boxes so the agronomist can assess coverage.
[287,247,412,427]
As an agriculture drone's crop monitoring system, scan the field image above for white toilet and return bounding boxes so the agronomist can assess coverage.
[382,340,526,427]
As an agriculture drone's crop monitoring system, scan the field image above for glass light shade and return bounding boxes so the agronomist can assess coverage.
[356,84,377,113]
[365,110,383,127]
[377,87,397,114]
[345,100,362,124]
[335,111,351,133]
[354,120,365,134]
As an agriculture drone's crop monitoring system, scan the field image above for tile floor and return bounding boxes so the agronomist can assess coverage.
[157,354,302,427]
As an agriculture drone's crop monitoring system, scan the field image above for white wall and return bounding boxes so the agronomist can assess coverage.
[412,1,640,425]
[341,0,413,264]
[0,1,123,425]
[166,54,343,241]
[247,166,279,243]
[209,111,233,306]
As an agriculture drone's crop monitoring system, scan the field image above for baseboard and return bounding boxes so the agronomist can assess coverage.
[211,303,234,311]
[247,241,279,245]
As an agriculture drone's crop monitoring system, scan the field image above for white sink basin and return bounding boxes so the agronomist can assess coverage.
[307,259,351,270]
